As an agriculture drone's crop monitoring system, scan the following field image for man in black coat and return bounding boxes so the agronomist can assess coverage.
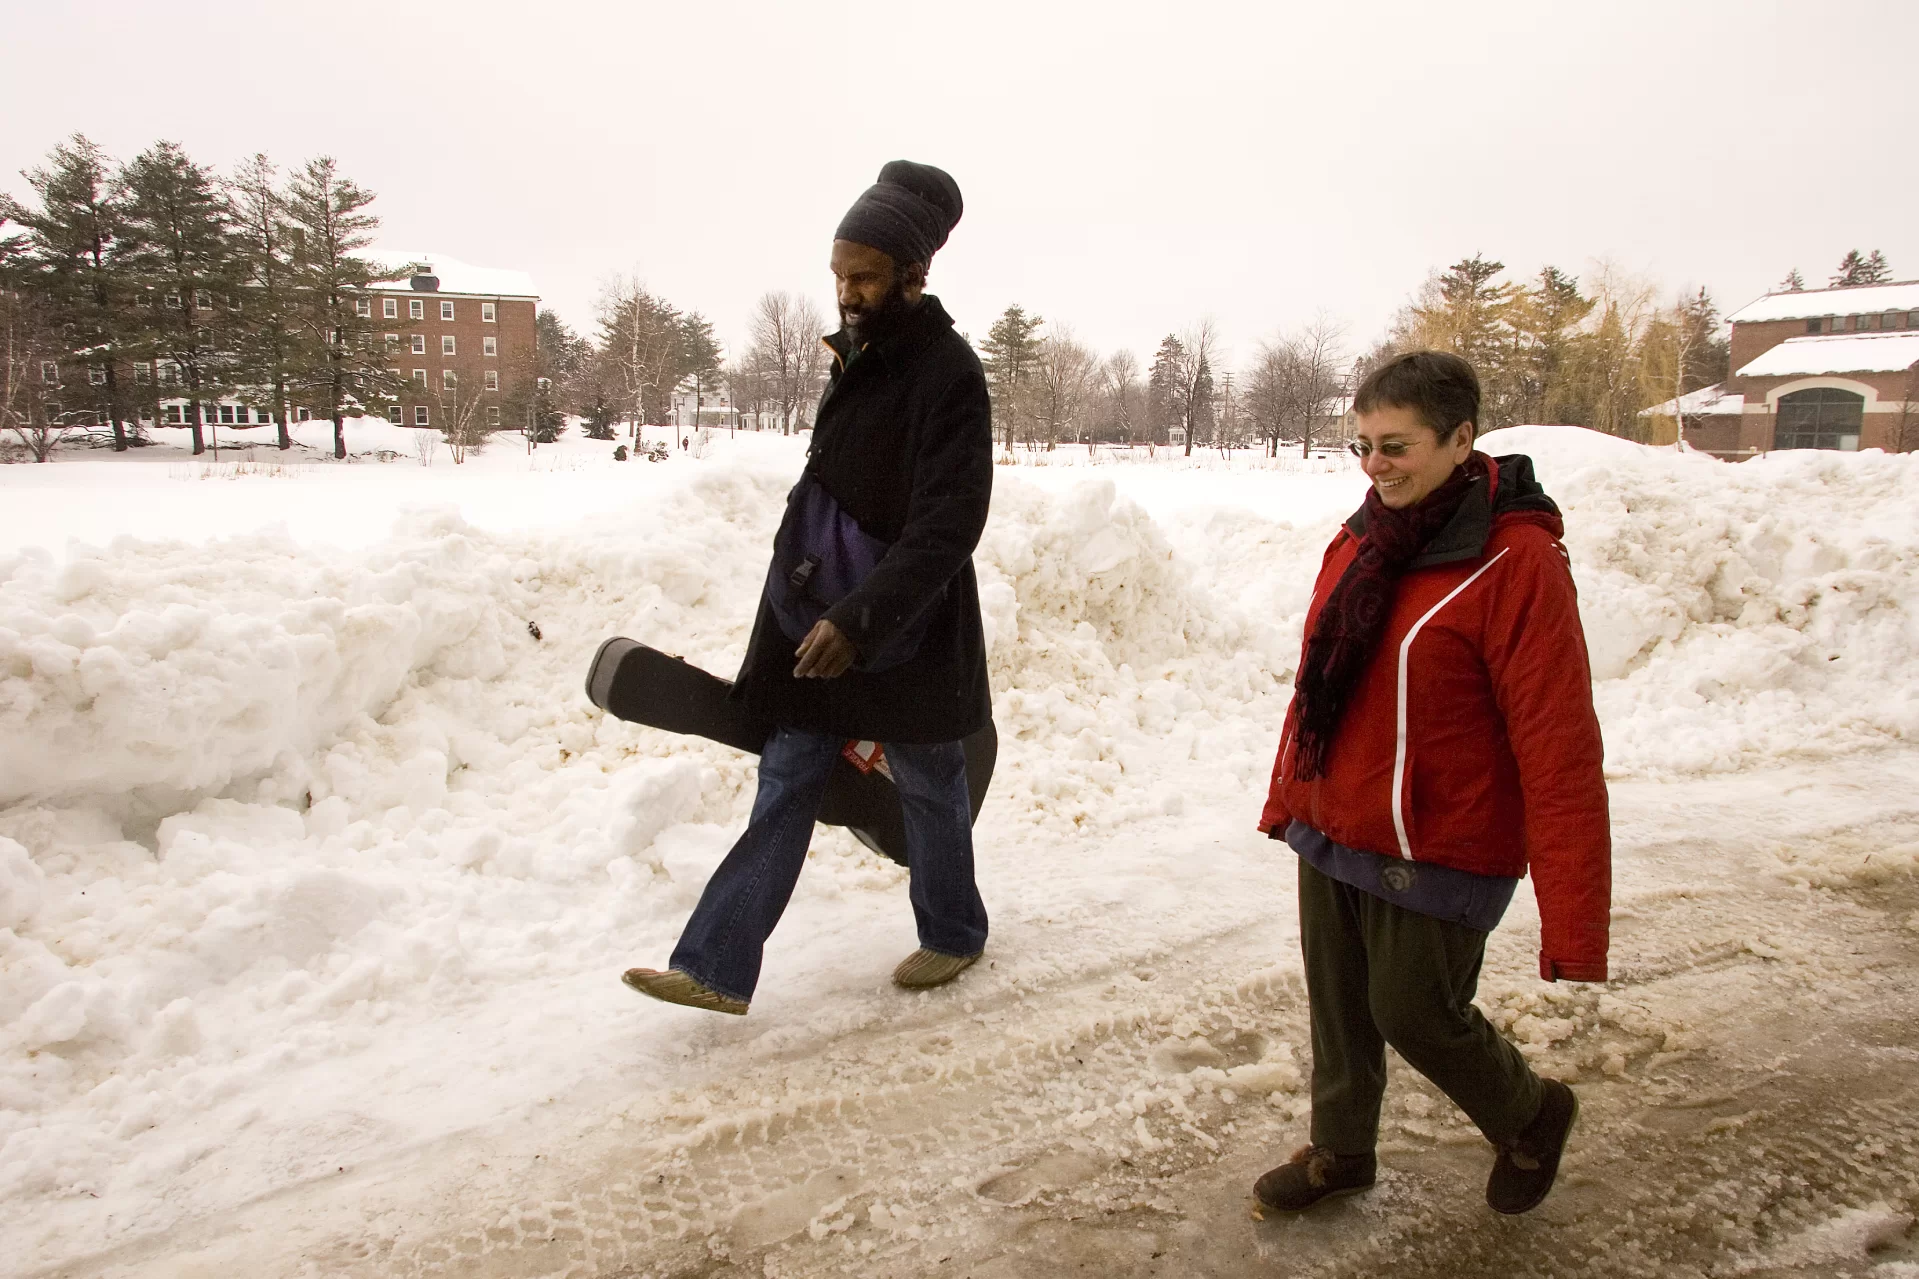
[623,161,994,1015]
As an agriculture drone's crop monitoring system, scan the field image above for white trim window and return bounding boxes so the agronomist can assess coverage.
[385,333,400,349]
[441,335,456,356]
[88,366,107,386]
[484,370,499,391]
[412,369,427,386]
[355,297,372,318]
[384,298,399,319]
[481,302,496,323]
[409,298,425,320]
[412,334,427,354]
[40,360,58,383]
[440,300,455,321]
[389,406,404,424]
[443,369,457,389]
[134,362,152,385]
[483,335,498,357]
[414,405,430,426]
[487,405,501,425]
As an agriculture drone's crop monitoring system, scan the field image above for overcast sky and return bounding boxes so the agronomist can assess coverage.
[5,0,1915,369]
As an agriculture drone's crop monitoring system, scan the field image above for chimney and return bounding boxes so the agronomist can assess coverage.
[410,273,440,292]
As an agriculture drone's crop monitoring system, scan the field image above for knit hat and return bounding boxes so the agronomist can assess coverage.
[833,160,963,266]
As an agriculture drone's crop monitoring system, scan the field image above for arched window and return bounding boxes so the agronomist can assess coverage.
[1775,388,1863,451]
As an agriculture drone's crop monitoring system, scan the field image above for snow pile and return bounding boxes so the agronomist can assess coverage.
[1486,427,1919,774]
[0,462,1295,1225]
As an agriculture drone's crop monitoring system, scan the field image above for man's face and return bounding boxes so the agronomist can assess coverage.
[831,239,918,338]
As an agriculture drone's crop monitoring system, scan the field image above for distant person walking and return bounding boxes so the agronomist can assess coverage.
[623,161,993,1015]
[1253,352,1611,1216]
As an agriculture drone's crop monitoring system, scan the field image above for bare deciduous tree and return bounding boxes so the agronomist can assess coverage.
[746,291,827,434]
[1034,328,1097,448]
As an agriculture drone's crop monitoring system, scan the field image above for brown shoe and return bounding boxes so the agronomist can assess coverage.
[621,967,748,1015]
[1487,1079,1578,1215]
[1253,1145,1377,1212]
[892,948,982,989]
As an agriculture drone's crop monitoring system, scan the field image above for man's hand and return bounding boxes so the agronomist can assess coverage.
[793,619,858,679]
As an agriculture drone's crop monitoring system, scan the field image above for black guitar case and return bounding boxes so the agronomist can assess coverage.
[584,637,995,866]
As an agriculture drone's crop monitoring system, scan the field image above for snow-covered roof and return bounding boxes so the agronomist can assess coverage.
[362,250,538,300]
[1726,279,1919,324]
[1639,383,1745,418]
[1735,332,1919,378]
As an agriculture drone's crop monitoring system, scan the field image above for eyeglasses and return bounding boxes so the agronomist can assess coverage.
[1347,438,1422,460]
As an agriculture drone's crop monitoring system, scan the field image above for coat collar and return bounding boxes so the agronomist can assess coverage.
[1342,453,1561,570]
[823,294,955,372]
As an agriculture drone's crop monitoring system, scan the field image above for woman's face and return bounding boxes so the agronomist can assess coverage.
[1353,404,1475,509]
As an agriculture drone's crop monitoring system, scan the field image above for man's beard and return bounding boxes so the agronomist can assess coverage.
[841,277,916,346]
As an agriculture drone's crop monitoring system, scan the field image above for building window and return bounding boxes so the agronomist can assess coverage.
[165,292,182,309]
[1806,318,1822,334]
[483,335,497,356]
[88,366,107,385]
[1887,312,1904,330]
[440,301,455,321]
[194,289,212,309]
[218,405,234,424]
[160,363,180,385]
[414,405,430,426]
[389,406,403,424]
[409,298,424,320]
[1776,387,1864,451]
[384,298,398,319]
[412,369,427,386]
[40,360,57,382]
[443,369,457,389]
[487,405,501,425]
[482,302,496,323]
[355,297,372,317]
[134,362,152,385]
[411,334,426,354]
[166,404,184,424]
[442,335,456,355]
[386,333,400,349]
[1910,311,1919,329]
[485,370,499,391]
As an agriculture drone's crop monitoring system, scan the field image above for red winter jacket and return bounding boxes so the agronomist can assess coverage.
[1258,454,1611,982]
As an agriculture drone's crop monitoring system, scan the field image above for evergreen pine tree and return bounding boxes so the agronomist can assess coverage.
[1147,334,1185,448]
[1832,250,1893,287]
[226,154,304,450]
[0,135,141,451]
[980,305,1043,448]
[121,141,245,456]
[1778,268,1805,292]
[677,311,723,431]
[284,157,407,459]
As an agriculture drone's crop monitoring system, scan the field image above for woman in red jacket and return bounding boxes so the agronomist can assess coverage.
[1253,352,1610,1217]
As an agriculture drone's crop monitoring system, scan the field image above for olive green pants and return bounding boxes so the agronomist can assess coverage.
[1299,859,1544,1155]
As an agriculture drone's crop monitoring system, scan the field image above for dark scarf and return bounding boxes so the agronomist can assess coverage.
[1292,452,1489,781]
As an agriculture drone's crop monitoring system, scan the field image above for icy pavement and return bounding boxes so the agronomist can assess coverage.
[7,426,1919,1276]
[36,749,1919,1279]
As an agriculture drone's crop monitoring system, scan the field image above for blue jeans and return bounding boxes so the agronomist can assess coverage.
[670,727,989,1002]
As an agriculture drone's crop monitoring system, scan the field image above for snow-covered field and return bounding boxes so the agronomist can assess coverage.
[5,421,1919,1278]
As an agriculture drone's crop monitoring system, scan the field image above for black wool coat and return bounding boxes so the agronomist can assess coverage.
[732,295,995,744]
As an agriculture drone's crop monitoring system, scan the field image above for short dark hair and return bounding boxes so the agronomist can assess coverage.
[1353,351,1480,440]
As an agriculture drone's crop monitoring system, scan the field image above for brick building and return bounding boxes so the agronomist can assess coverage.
[1680,280,1919,459]
[363,251,539,432]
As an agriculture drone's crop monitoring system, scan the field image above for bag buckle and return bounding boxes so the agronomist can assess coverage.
[788,554,822,592]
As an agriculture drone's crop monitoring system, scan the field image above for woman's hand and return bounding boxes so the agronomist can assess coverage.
[793,620,858,678]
